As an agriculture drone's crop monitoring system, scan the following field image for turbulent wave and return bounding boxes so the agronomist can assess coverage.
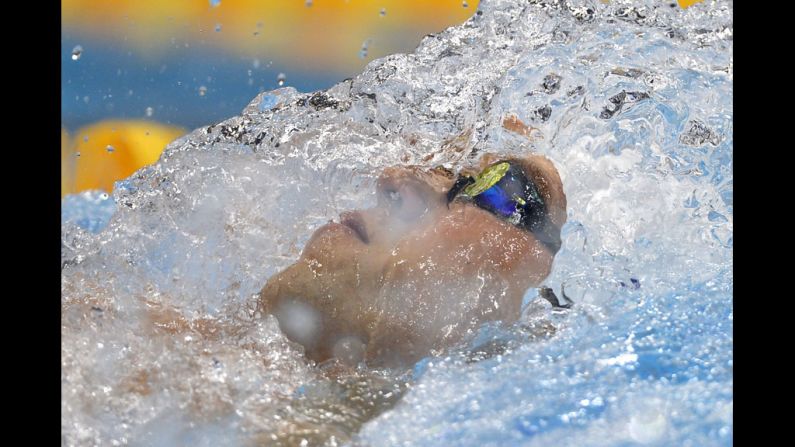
[62,0,732,445]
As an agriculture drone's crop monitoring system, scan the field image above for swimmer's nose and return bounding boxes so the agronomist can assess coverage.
[376,167,447,220]
[340,210,370,243]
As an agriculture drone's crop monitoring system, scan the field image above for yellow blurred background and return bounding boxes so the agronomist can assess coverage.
[61,0,702,197]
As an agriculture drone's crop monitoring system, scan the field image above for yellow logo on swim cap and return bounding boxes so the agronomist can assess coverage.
[462,162,510,197]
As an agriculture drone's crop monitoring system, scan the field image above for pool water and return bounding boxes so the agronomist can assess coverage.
[62,0,732,445]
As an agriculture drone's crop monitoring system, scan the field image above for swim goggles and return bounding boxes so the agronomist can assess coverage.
[446,161,561,253]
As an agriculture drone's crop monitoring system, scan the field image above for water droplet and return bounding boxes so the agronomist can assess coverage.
[199,85,207,96]
[359,40,371,59]
[209,0,220,7]
[100,193,109,200]
[215,24,222,32]
[71,45,83,61]
[462,0,469,7]
[106,145,115,153]
[145,107,154,117]
[277,73,287,86]
[75,151,81,158]
[305,0,313,7]
[380,8,386,17]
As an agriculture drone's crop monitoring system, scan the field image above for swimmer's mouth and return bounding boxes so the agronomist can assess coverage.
[340,212,369,244]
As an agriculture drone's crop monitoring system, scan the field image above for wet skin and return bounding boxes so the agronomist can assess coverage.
[258,152,567,369]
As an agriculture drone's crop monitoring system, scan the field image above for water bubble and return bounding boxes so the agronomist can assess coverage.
[145,107,154,117]
[252,58,261,69]
[463,0,469,7]
[209,0,220,7]
[75,151,81,158]
[277,73,287,86]
[83,136,88,142]
[106,145,115,153]
[100,193,109,200]
[380,8,386,17]
[305,0,313,7]
[83,96,90,104]
[199,86,207,96]
[71,45,83,61]
[215,24,222,32]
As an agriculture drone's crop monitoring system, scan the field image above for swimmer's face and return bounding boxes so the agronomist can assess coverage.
[259,153,566,368]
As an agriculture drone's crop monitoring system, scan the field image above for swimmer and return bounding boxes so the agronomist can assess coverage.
[258,151,566,369]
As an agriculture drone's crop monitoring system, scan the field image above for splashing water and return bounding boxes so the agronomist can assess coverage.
[62,0,732,446]
[71,45,83,61]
